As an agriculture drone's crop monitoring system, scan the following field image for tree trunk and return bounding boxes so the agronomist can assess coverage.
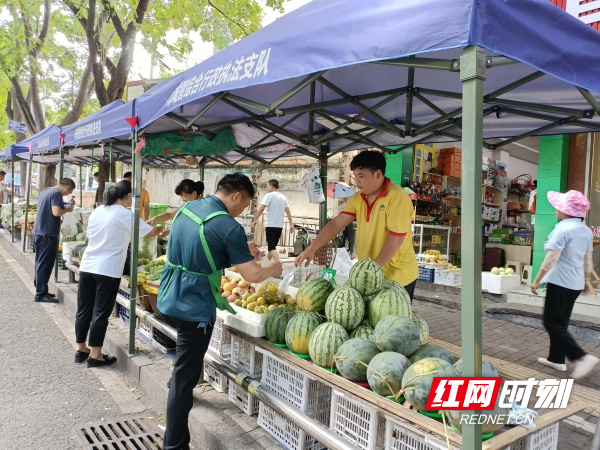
[96,160,116,203]
[41,163,57,189]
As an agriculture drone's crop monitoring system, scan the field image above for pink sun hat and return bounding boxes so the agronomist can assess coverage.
[547,190,590,217]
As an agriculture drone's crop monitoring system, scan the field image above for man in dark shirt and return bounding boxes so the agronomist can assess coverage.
[33,178,76,303]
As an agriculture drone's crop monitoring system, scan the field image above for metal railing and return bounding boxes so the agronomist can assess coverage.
[237,213,320,248]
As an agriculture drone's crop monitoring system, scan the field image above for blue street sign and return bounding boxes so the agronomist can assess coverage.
[8,120,27,133]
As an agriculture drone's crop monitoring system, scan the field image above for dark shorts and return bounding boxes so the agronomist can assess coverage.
[265,227,283,251]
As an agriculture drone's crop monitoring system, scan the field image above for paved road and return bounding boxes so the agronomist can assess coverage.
[0,252,163,450]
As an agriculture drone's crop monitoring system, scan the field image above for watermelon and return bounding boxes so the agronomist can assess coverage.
[444,393,509,433]
[453,357,499,377]
[366,352,411,396]
[349,260,384,296]
[411,312,430,345]
[349,323,375,341]
[373,315,421,356]
[401,357,459,410]
[264,306,296,344]
[325,287,365,330]
[296,278,334,312]
[308,322,349,368]
[382,279,405,292]
[409,344,455,365]
[285,311,323,354]
[369,288,412,327]
[335,338,381,381]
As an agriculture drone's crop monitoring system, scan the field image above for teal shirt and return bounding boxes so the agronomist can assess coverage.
[157,196,254,322]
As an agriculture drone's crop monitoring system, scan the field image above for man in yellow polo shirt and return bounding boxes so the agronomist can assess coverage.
[123,172,150,220]
[295,150,418,299]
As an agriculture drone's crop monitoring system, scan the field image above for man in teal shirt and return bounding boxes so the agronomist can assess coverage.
[158,173,283,450]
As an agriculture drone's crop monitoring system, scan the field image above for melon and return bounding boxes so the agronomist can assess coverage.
[369,288,412,327]
[349,260,384,296]
[401,357,459,410]
[453,357,499,377]
[349,323,375,341]
[444,393,510,433]
[296,278,334,312]
[325,287,365,330]
[264,306,296,344]
[335,338,380,381]
[373,315,421,356]
[409,344,455,365]
[308,322,349,368]
[366,352,411,396]
[382,279,405,292]
[285,311,323,354]
[411,312,430,345]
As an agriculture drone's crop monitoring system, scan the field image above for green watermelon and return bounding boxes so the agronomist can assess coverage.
[335,338,380,381]
[444,393,509,433]
[325,287,365,330]
[411,312,430,345]
[453,357,499,377]
[349,323,375,341]
[349,260,384,296]
[296,278,334,312]
[285,311,323,354]
[409,344,455,365]
[366,352,411,396]
[373,315,421,356]
[382,279,405,292]
[401,357,459,410]
[369,288,412,327]
[264,306,296,344]
[308,322,349,368]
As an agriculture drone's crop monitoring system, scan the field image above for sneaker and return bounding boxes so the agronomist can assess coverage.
[537,357,567,372]
[571,355,599,380]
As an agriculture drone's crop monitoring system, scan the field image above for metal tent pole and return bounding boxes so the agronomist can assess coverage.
[55,148,65,282]
[79,165,83,206]
[460,45,486,449]
[319,145,328,230]
[22,153,33,252]
[11,155,15,242]
[128,132,141,356]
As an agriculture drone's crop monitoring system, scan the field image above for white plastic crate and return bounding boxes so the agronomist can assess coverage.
[203,361,228,393]
[228,381,260,416]
[138,318,153,340]
[330,390,386,450]
[508,423,559,450]
[231,334,263,377]
[258,403,329,450]
[208,317,231,362]
[258,350,331,414]
[385,415,458,450]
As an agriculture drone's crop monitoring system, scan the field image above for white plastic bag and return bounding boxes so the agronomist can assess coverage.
[332,248,353,277]
[300,165,325,204]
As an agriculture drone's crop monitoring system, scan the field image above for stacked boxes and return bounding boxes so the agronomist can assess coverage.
[487,228,512,245]
[438,147,462,178]
[513,231,534,246]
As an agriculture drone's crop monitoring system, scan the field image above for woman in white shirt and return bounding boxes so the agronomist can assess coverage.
[74,181,164,367]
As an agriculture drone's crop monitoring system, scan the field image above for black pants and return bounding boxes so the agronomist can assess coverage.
[265,227,283,251]
[404,279,417,303]
[543,283,586,364]
[75,271,121,347]
[33,234,58,301]
[163,316,214,450]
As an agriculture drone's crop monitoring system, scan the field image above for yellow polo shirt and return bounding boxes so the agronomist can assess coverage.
[342,178,418,286]
[140,188,150,220]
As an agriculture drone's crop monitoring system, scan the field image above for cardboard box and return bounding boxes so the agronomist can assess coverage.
[440,147,462,156]
[439,155,462,165]
[513,231,534,246]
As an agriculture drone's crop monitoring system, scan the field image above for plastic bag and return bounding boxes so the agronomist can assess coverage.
[300,165,325,204]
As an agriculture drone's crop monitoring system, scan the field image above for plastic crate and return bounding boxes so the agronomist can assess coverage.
[117,303,130,325]
[330,390,386,450]
[203,361,228,393]
[228,380,260,416]
[257,403,329,450]
[138,318,153,340]
[207,317,231,362]
[118,287,131,299]
[152,328,176,353]
[508,423,559,450]
[385,415,458,450]
[231,334,263,377]
[417,265,435,283]
[258,350,331,414]
[13,227,22,242]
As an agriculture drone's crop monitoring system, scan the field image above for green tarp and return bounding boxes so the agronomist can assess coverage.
[143,128,237,157]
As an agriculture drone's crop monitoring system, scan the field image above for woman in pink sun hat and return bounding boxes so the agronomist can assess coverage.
[531,190,598,380]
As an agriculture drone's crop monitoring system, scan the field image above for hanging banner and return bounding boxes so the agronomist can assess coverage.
[142,128,237,157]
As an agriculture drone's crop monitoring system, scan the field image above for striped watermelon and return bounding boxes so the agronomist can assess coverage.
[454,357,499,377]
[349,260,384,296]
[366,352,411,396]
[368,287,412,327]
[335,338,380,381]
[409,344,454,365]
[373,315,421,356]
[411,312,429,345]
[264,306,296,345]
[308,322,349,368]
[349,323,375,341]
[325,287,365,330]
[402,358,459,410]
[296,278,334,312]
[285,311,323,354]
[382,279,405,292]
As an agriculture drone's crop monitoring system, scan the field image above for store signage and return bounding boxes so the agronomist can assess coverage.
[590,226,600,238]
[8,120,27,133]
[565,0,600,25]
[74,120,102,140]
[35,136,50,149]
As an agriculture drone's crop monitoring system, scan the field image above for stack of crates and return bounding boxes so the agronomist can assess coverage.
[257,350,331,450]
[438,147,462,178]
[417,265,435,283]
[227,334,263,415]
[203,317,231,392]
